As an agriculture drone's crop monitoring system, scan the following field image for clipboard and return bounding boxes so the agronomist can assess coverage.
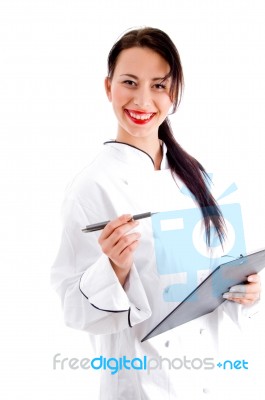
[141,248,265,342]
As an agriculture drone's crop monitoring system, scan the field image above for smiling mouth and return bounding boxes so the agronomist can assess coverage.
[125,109,156,124]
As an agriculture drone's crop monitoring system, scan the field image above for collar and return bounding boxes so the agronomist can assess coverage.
[103,140,169,171]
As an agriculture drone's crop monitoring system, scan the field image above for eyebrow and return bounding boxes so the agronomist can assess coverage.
[120,73,169,81]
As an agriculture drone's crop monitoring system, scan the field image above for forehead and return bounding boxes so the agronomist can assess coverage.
[113,47,170,78]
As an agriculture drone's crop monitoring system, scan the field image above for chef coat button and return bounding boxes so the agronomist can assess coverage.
[200,328,206,335]
[203,388,210,394]
[164,340,170,347]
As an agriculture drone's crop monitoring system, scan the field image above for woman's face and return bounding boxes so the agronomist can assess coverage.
[105,47,173,143]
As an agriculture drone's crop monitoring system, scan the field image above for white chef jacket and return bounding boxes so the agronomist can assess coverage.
[51,141,261,400]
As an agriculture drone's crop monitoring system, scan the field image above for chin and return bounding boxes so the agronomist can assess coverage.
[124,126,158,139]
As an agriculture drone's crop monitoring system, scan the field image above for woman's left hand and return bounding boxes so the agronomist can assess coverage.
[223,273,261,305]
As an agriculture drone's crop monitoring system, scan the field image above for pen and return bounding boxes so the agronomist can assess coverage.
[81,212,156,233]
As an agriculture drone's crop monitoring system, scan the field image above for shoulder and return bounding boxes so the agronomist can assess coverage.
[62,144,125,209]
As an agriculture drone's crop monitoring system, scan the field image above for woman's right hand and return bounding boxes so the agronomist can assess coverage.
[98,214,141,285]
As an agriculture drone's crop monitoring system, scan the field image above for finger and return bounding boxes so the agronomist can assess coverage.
[229,298,257,305]
[247,274,260,283]
[109,232,141,259]
[118,237,140,261]
[223,291,260,301]
[99,214,132,241]
[103,220,140,252]
[223,292,246,299]
[230,282,260,294]
[110,236,140,269]
[229,285,246,293]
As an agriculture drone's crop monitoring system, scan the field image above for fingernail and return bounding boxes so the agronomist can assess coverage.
[223,293,232,299]
[229,285,245,293]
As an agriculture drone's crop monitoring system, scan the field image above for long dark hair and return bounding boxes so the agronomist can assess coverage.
[107,27,226,246]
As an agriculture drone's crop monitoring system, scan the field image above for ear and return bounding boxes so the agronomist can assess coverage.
[104,77,112,102]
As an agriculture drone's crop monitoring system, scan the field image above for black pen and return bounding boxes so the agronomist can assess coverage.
[81,212,157,233]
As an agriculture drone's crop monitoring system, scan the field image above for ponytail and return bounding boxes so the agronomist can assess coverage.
[159,119,226,246]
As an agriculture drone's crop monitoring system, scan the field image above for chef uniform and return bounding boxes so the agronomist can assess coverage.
[51,141,260,399]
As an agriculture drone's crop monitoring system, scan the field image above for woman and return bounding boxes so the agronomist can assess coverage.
[51,27,261,399]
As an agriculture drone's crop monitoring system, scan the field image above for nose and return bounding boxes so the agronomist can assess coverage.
[133,85,152,108]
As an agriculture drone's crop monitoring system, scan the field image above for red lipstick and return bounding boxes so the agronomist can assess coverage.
[125,109,156,125]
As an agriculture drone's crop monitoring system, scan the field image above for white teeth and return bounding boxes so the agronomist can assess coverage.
[128,111,153,120]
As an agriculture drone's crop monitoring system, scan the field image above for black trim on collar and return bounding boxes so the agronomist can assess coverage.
[104,140,155,167]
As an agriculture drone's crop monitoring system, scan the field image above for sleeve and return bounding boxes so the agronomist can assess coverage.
[220,298,261,328]
[50,195,152,335]
[220,268,264,327]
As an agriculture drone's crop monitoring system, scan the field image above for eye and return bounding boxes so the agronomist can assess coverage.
[123,80,137,87]
[153,83,167,90]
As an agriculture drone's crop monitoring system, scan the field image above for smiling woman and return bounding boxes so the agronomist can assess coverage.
[51,27,261,400]
[104,28,225,244]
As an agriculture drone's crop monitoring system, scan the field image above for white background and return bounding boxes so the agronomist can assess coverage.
[0,0,265,398]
